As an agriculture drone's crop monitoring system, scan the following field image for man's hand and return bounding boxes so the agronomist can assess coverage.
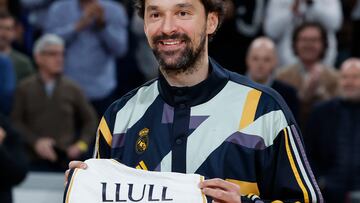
[200,178,241,203]
[64,161,88,187]
[67,144,83,160]
[76,13,93,31]
[302,64,324,100]
[0,127,6,145]
[34,137,57,162]
[92,2,106,28]
[76,2,98,31]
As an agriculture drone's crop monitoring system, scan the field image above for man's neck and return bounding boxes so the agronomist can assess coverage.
[161,55,209,87]
[39,70,57,84]
[249,75,272,86]
[302,60,318,71]
[251,77,267,85]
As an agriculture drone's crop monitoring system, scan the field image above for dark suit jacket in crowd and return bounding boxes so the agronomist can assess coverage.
[305,98,360,203]
[0,114,28,203]
[271,80,299,121]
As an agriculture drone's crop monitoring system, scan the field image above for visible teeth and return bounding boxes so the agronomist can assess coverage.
[163,41,180,45]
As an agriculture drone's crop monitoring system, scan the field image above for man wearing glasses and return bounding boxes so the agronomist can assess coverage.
[11,34,97,172]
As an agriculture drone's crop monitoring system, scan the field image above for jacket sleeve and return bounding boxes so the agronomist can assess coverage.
[240,127,323,203]
[93,115,113,159]
[254,124,323,203]
[93,89,138,159]
[93,99,122,159]
[11,84,40,146]
[238,88,323,202]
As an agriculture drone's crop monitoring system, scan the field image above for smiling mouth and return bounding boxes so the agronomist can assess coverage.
[157,40,186,52]
[159,39,185,45]
[161,39,181,44]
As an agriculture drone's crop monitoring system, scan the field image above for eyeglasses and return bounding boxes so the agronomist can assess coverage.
[297,37,322,43]
[0,25,14,31]
[40,50,64,57]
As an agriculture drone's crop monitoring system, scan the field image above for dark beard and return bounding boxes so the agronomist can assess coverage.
[152,31,207,75]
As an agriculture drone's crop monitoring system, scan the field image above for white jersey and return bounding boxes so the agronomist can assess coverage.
[64,159,207,203]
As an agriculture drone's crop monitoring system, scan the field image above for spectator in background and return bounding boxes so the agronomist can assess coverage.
[0,0,33,56]
[246,37,299,119]
[0,113,28,203]
[0,11,34,82]
[46,0,128,117]
[11,34,97,171]
[305,58,360,203]
[276,22,339,128]
[0,0,22,19]
[0,55,15,116]
[209,0,267,74]
[264,0,342,67]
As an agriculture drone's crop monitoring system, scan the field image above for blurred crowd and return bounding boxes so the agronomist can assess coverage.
[1,0,360,202]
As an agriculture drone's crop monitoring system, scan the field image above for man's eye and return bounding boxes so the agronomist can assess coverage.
[150,13,160,18]
[178,11,189,17]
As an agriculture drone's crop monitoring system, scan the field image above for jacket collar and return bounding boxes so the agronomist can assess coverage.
[158,58,229,107]
[36,73,62,85]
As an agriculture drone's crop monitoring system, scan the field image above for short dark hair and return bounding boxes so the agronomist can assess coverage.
[134,0,225,38]
[0,11,14,21]
[292,22,328,60]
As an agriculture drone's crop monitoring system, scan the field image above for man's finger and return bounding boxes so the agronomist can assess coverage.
[42,146,57,162]
[39,146,54,161]
[69,160,87,169]
[200,178,239,192]
[64,169,70,187]
[202,187,230,202]
[48,148,57,162]
[65,169,70,180]
[64,161,87,188]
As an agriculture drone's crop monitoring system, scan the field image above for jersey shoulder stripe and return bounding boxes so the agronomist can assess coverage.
[226,69,296,126]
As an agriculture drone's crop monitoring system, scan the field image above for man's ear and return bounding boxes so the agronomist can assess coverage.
[206,12,219,35]
[144,22,148,36]
[34,54,41,66]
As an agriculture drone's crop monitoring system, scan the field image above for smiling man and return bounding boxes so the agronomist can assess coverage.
[66,0,322,202]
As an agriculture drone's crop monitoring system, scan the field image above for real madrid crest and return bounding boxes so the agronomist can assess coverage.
[135,128,149,154]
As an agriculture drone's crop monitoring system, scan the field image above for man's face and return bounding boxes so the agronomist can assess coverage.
[340,61,360,101]
[0,17,15,50]
[36,44,64,75]
[246,46,277,84]
[295,26,324,64]
[143,0,217,73]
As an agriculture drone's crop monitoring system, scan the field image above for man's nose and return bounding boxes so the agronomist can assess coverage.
[160,15,178,35]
